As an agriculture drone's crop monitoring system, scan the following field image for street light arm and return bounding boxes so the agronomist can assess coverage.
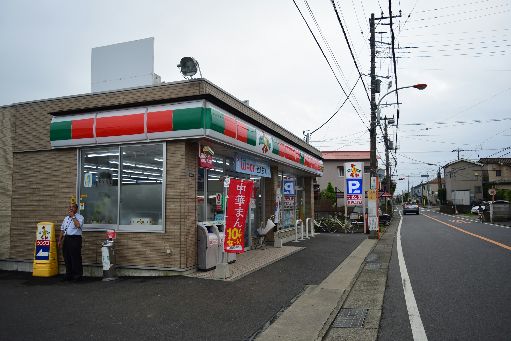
[378,85,414,108]
[376,84,427,121]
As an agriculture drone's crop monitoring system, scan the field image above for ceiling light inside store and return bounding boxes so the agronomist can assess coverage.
[87,153,119,157]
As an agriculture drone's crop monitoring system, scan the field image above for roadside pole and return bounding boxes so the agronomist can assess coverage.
[369,13,377,239]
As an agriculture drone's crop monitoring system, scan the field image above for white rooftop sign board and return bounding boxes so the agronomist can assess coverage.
[91,37,160,93]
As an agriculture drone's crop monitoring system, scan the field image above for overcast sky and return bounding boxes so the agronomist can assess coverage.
[1,0,509,192]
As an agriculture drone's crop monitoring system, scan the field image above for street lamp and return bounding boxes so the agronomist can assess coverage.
[377,84,428,122]
[375,83,427,215]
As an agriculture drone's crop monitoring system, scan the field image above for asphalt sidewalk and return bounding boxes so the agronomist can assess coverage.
[0,232,367,341]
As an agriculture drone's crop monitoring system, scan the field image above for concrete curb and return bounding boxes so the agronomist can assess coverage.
[255,237,378,341]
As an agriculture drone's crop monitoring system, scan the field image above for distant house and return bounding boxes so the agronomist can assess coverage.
[317,151,379,206]
[410,179,444,205]
[424,177,444,205]
[478,158,511,195]
[410,183,422,200]
[443,159,483,205]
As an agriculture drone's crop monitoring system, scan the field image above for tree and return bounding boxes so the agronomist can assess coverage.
[320,182,337,203]
[403,192,410,202]
[496,189,511,201]
[438,188,446,204]
[382,176,397,194]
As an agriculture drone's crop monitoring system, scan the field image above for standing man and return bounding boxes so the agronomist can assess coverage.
[58,203,84,281]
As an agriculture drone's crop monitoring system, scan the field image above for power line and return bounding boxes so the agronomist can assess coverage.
[405,8,511,30]
[388,0,400,115]
[414,0,493,14]
[408,2,510,23]
[402,34,510,45]
[334,0,369,71]
[303,1,366,115]
[330,0,371,103]
[400,27,510,38]
[310,76,362,135]
[350,0,366,37]
[398,153,440,166]
[398,0,419,34]
[483,145,511,158]
[291,0,368,129]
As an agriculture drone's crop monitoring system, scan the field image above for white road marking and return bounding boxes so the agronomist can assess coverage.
[397,212,428,341]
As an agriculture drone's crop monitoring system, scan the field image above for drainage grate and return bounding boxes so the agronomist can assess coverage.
[365,262,381,270]
[332,308,369,328]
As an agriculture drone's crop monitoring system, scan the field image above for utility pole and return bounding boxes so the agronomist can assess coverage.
[304,130,310,144]
[451,147,478,160]
[369,13,377,179]
[383,117,391,197]
[437,166,442,204]
[369,13,377,239]
[369,11,401,237]
[453,147,461,160]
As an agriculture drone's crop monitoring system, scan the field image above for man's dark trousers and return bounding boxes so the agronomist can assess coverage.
[63,235,83,279]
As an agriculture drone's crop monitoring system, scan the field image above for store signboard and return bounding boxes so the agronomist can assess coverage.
[345,162,363,206]
[199,145,214,169]
[283,195,295,209]
[235,155,271,178]
[224,179,254,253]
[283,180,295,195]
[215,193,222,211]
[257,131,274,155]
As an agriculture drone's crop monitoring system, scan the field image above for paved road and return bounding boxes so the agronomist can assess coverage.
[0,233,365,341]
[379,209,511,341]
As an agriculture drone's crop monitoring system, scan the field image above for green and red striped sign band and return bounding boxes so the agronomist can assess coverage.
[50,103,323,174]
[50,118,94,141]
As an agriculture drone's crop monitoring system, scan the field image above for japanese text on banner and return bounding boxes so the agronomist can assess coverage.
[225,179,254,253]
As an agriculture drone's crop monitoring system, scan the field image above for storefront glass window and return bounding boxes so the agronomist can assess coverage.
[119,144,163,229]
[80,147,119,226]
[206,156,226,221]
[79,143,165,232]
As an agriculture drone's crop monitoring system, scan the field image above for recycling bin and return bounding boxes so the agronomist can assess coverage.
[197,222,219,270]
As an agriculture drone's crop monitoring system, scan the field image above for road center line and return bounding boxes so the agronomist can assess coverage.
[397,212,428,341]
[422,214,511,251]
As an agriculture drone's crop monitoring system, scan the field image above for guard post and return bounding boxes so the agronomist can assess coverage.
[33,222,58,277]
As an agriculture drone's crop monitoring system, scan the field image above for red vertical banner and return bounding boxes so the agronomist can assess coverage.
[224,179,254,253]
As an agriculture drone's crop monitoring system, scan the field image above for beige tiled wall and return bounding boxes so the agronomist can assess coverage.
[0,107,14,259]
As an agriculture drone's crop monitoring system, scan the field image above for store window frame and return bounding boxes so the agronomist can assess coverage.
[78,143,166,233]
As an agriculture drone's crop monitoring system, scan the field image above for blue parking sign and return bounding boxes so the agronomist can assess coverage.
[346,179,363,194]
[283,180,295,195]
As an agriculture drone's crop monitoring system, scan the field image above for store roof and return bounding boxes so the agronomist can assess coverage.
[322,151,371,160]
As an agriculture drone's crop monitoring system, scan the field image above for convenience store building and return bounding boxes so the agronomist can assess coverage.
[0,78,323,275]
